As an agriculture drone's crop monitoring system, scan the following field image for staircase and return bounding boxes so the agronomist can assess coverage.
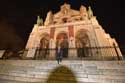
[0,60,125,83]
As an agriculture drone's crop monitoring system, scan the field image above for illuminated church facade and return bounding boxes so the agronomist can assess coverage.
[25,3,123,60]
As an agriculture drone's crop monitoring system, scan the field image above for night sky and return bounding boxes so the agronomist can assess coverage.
[0,0,125,50]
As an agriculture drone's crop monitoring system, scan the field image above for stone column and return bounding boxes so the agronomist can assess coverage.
[49,39,56,59]
[49,27,56,59]
[68,37,77,59]
[68,26,77,59]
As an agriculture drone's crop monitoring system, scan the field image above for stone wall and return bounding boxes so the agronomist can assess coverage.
[0,60,125,83]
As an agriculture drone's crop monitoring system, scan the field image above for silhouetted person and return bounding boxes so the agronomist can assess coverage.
[56,46,63,64]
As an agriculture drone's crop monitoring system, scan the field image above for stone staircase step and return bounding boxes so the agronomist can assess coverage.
[0,60,125,83]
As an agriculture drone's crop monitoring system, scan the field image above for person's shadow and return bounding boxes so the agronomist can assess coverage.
[46,66,77,83]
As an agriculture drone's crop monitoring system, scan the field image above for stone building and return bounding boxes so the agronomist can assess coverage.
[0,3,125,83]
[25,3,123,60]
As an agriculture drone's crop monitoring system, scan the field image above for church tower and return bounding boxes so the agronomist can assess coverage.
[25,3,123,60]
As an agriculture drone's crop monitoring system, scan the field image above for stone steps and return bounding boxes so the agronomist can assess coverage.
[0,60,125,83]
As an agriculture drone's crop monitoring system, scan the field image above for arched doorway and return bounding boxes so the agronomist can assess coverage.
[75,30,89,58]
[36,33,50,59]
[56,32,69,58]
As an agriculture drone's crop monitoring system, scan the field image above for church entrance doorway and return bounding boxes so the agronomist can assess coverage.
[75,30,89,58]
[36,33,49,59]
[56,32,69,58]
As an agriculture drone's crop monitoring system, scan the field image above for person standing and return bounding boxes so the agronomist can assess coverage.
[56,46,63,64]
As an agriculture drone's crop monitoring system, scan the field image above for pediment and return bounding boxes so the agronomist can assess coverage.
[44,3,88,25]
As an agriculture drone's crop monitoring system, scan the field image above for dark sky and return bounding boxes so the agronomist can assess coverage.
[0,0,125,49]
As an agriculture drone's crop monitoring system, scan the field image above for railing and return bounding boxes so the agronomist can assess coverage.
[1,46,125,60]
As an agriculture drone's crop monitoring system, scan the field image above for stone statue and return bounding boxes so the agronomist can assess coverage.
[88,6,94,19]
[80,5,88,20]
[61,3,71,15]
[80,5,87,14]
[44,11,53,26]
[37,16,43,26]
